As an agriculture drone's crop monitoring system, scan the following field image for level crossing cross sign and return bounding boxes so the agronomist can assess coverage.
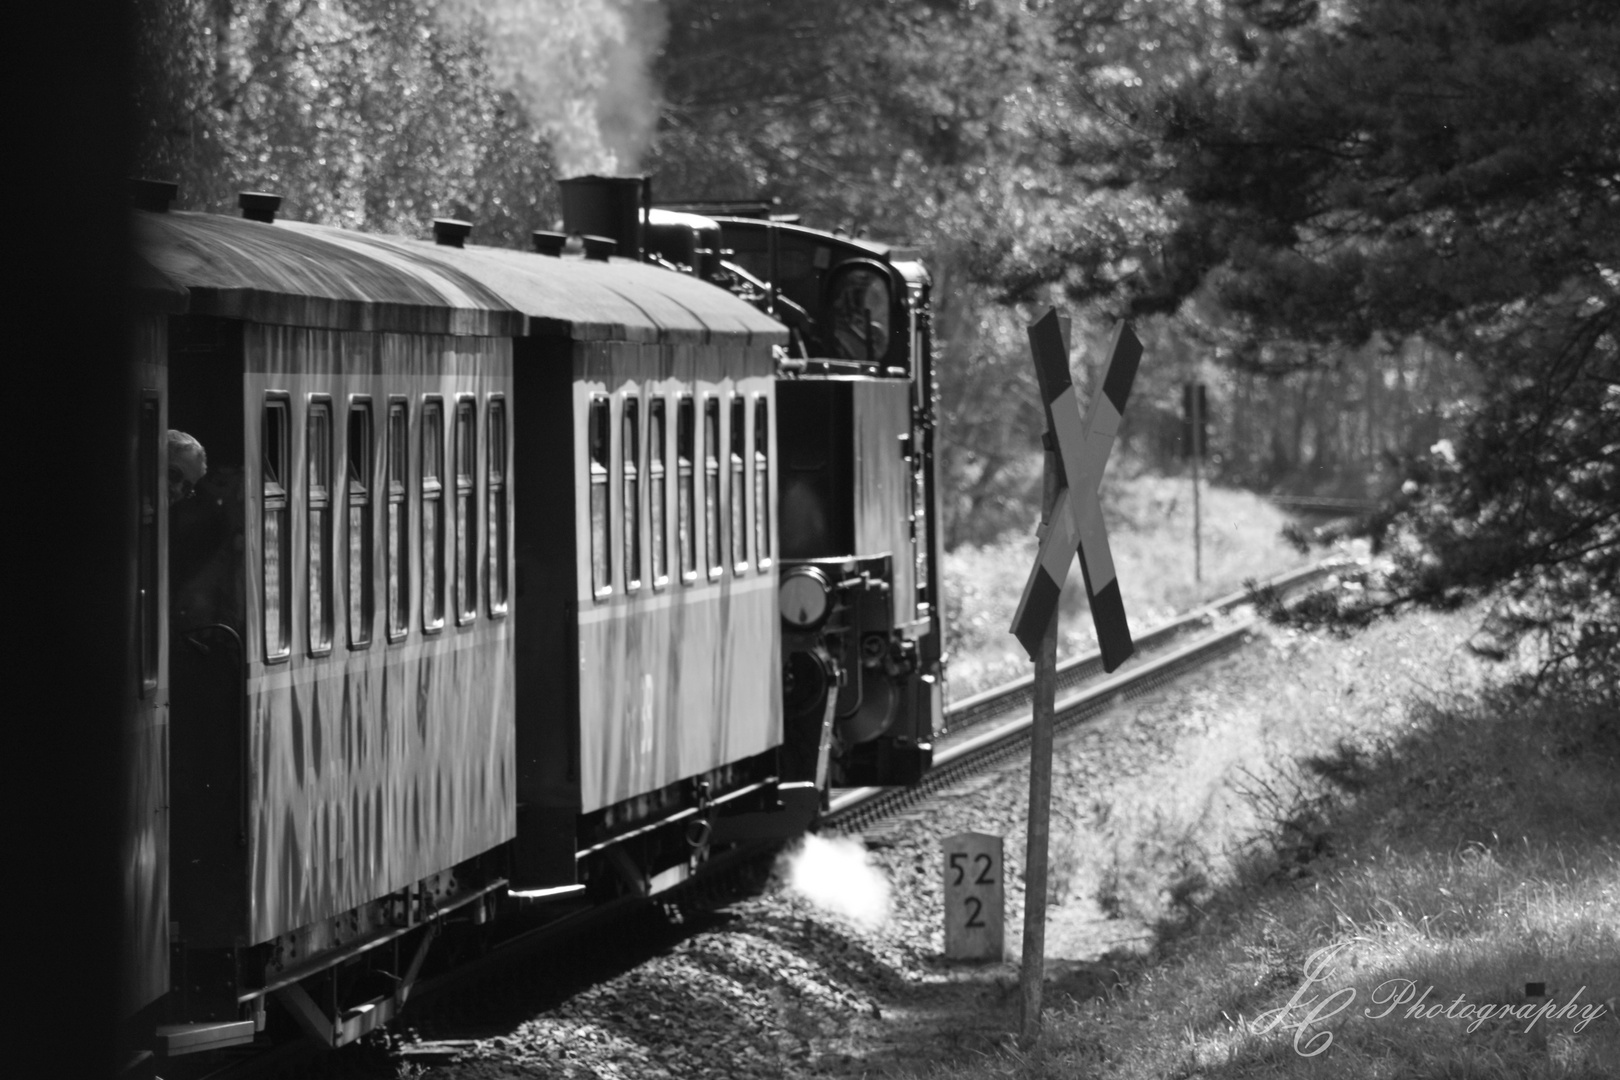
[1010,312,1143,671]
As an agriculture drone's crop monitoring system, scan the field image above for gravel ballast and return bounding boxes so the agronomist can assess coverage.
[401,609,1491,1080]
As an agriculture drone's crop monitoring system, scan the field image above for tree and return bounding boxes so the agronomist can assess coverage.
[648,0,1192,545]
[1117,0,1619,684]
[131,0,564,245]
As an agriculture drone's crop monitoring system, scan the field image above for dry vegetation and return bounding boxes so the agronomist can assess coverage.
[943,470,1316,700]
[909,611,1620,1080]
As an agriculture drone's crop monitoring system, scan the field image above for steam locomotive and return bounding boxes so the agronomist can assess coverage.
[120,175,944,1059]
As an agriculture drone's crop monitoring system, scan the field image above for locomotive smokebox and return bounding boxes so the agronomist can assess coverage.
[560,175,647,261]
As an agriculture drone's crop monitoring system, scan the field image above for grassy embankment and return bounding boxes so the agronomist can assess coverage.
[918,609,1620,1078]
[943,471,1318,701]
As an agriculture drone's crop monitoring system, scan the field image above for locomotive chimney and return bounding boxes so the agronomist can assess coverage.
[238,191,282,223]
[433,218,472,248]
[560,175,645,261]
[129,178,178,213]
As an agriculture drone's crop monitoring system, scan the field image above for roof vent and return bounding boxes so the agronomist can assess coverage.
[531,230,567,257]
[433,218,472,248]
[130,178,178,213]
[581,234,617,261]
[239,191,282,223]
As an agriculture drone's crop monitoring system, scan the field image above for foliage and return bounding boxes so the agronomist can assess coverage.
[1103,0,1620,682]
[130,0,564,244]
[439,0,668,175]
[649,1,1201,548]
[944,473,1311,700]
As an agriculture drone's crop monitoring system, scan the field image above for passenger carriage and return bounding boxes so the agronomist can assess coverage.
[133,189,806,1053]
[139,196,524,1050]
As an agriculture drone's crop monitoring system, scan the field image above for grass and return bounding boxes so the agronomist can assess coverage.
[944,468,1317,701]
[908,615,1620,1079]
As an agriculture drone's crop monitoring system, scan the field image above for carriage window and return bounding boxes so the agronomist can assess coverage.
[704,397,722,579]
[347,400,374,648]
[649,399,668,588]
[421,398,444,631]
[306,399,333,655]
[386,400,410,640]
[754,396,771,567]
[677,394,696,583]
[730,395,747,573]
[589,395,611,597]
[486,397,508,615]
[622,398,641,593]
[263,397,292,661]
[138,394,159,691]
[454,398,478,625]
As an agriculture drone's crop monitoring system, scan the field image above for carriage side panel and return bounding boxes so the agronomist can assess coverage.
[240,325,515,943]
[572,340,781,814]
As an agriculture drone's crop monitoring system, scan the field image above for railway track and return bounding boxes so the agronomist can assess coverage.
[823,557,1352,835]
[180,557,1352,1078]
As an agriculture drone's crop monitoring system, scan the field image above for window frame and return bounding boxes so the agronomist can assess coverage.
[385,397,410,642]
[729,393,748,575]
[305,396,335,657]
[648,397,669,590]
[262,394,293,663]
[420,395,445,634]
[346,397,375,650]
[486,394,509,617]
[676,393,697,585]
[703,395,723,581]
[753,394,772,570]
[588,393,613,599]
[622,396,642,594]
[453,395,479,627]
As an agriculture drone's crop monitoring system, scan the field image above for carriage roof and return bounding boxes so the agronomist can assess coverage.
[135,211,524,337]
[136,210,787,347]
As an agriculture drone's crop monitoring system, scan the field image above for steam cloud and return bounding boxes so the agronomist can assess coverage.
[783,835,893,931]
[440,0,668,175]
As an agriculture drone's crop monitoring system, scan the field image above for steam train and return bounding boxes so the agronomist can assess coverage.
[120,175,944,1060]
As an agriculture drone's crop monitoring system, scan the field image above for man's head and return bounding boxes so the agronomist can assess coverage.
[168,430,207,503]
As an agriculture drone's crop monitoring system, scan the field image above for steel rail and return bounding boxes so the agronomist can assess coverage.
[940,558,1348,738]
[824,557,1353,836]
[823,620,1256,835]
[198,558,1352,1076]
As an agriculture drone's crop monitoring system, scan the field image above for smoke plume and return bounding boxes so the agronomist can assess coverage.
[783,834,893,931]
[440,0,668,175]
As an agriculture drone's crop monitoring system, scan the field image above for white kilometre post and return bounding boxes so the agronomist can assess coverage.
[1010,310,1141,1045]
[942,832,1005,961]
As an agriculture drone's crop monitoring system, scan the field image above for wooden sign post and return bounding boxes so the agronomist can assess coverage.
[1010,310,1142,1045]
[943,832,1005,961]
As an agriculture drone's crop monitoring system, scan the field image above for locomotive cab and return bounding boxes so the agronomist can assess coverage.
[707,217,947,789]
